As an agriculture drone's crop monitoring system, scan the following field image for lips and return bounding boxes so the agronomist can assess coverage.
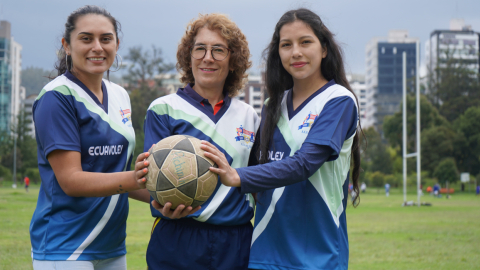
[200,68,217,73]
[291,62,307,68]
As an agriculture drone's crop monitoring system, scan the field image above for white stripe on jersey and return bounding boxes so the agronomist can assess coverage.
[251,187,285,246]
[67,195,120,260]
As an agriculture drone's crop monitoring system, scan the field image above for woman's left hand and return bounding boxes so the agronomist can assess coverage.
[200,141,241,187]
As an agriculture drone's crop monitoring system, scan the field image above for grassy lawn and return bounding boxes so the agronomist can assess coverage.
[1,181,479,270]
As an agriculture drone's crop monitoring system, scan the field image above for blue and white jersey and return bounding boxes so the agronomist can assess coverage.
[249,81,358,270]
[30,71,135,261]
[144,88,260,226]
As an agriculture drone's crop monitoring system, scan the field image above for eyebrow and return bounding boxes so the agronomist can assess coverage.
[194,42,227,47]
[78,32,114,36]
[280,35,315,42]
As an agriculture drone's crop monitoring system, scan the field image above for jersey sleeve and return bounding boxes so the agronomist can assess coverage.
[143,109,172,152]
[304,96,358,157]
[238,143,334,193]
[33,91,81,157]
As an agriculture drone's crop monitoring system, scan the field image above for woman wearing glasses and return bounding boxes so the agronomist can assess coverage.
[143,13,259,270]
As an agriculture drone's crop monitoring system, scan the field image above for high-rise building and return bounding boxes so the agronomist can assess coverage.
[235,73,265,117]
[0,21,23,131]
[425,19,479,75]
[365,30,418,131]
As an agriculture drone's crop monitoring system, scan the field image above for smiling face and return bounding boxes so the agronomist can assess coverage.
[278,20,327,85]
[63,14,118,80]
[191,27,231,93]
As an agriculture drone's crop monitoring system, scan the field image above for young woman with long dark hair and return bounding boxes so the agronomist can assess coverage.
[30,6,150,269]
[201,8,362,270]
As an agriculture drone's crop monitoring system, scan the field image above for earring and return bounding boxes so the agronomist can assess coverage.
[110,54,123,72]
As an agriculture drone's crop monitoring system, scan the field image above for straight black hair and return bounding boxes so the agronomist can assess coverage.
[259,8,364,206]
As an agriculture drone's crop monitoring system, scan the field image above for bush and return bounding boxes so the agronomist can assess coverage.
[0,165,12,186]
[371,171,386,188]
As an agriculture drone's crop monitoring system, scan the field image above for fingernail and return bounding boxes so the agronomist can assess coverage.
[143,178,146,182]
[145,152,150,157]
[143,168,147,173]
[144,161,148,166]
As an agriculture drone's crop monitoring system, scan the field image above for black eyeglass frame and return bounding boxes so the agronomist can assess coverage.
[189,45,234,61]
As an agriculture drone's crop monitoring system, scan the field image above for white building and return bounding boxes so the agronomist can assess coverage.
[425,19,479,75]
[347,74,367,122]
[23,93,37,138]
[235,74,265,116]
[10,38,23,128]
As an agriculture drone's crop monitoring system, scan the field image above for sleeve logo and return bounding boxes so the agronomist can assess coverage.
[119,107,132,125]
[235,125,255,149]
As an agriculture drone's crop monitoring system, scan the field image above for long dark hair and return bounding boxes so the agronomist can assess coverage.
[259,8,363,206]
[54,5,121,79]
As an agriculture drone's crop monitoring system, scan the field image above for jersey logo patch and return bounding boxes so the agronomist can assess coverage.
[235,125,255,149]
[298,112,318,132]
[120,107,132,126]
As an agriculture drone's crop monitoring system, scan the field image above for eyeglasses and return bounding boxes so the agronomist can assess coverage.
[190,45,233,61]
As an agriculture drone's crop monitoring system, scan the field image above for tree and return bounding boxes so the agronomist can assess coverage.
[122,46,174,168]
[360,127,393,175]
[123,45,174,89]
[426,48,480,122]
[421,126,456,176]
[0,110,38,179]
[454,106,480,175]
[433,158,458,185]
[383,94,449,152]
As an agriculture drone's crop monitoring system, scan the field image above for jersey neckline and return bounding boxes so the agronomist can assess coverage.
[64,70,109,114]
[287,79,336,120]
[176,83,231,124]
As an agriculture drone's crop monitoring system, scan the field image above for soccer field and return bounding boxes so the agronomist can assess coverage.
[1,183,479,270]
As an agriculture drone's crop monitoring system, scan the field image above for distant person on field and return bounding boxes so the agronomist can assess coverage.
[24,176,30,193]
[385,183,390,197]
[361,182,367,193]
[433,183,440,197]
[476,185,479,196]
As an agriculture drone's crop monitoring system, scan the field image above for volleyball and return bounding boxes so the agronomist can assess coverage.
[145,135,218,210]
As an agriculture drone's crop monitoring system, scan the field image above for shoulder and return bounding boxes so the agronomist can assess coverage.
[36,75,73,100]
[148,93,178,109]
[323,84,357,107]
[103,79,130,100]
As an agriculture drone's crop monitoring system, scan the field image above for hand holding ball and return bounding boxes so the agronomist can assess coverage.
[145,135,218,210]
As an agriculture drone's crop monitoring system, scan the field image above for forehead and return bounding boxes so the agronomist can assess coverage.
[73,14,115,35]
[279,20,316,39]
[194,27,228,46]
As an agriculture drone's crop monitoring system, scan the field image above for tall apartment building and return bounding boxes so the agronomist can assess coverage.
[0,21,23,131]
[365,30,418,131]
[425,19,479,75]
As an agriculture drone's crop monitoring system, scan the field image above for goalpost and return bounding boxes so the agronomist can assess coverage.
[402,41,421,206]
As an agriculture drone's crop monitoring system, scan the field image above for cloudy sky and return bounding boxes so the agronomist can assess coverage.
[3,0,480,75]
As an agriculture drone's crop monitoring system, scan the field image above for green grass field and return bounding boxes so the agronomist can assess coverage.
[1,182,479,270]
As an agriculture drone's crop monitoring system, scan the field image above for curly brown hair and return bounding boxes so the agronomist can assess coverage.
[176,13,252,97]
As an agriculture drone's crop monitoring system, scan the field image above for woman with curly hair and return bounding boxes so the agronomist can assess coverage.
[143,13,259,270]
